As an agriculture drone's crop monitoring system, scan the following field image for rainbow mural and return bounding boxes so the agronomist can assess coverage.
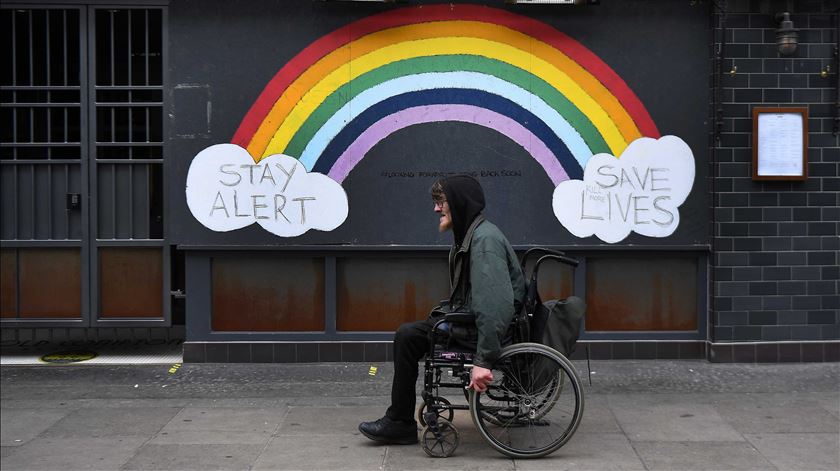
[232,5,660,185]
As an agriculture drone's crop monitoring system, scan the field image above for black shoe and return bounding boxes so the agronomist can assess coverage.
[358,416,418,445]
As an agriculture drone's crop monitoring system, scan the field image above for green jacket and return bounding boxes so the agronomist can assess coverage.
[448,215,526,368]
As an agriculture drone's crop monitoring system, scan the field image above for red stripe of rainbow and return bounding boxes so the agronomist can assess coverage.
[232,4,659,152]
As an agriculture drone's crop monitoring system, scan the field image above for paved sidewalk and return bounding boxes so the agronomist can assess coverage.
[1,360,838,470]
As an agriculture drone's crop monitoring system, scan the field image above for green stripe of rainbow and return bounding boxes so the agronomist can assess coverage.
[284,54,611,159]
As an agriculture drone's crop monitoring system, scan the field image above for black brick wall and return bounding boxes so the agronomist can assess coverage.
[712,1,839,344]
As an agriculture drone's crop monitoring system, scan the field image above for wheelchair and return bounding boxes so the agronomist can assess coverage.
[417,248,585,459]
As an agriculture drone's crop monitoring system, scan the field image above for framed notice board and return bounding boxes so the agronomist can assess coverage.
[752,107,808,181]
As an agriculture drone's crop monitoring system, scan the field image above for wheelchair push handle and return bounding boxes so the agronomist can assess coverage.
[528,254,580,290]
[538,253,579,268]
[521,247,566,268]
[520,247,579,275]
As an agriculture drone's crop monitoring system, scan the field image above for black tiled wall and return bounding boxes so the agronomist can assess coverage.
[182,342,393,363]
[180,340,839,363]
[712,1,839,345]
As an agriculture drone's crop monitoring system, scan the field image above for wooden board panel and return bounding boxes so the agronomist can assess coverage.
[212,256,325,331]
[585,256,697,331]
[337,257,449,331]
[99,247,163,318]
[19,248,81,318]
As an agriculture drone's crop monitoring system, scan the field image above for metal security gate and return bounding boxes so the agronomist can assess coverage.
[1,4,169,327]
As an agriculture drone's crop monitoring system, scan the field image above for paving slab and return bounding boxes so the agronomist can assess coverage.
[632,441,777,470]
[385,413,511,470]
[161,407,286,434]
[121,443,264,471]
[148,407,287,445]
[75,399,193,409]
[0,408,72,446]
[0,437,147,470]
[745,433,840,471]
[253,434,386,470]
[815,395,840,420]
[713,394,840,434]
[148,430,275,446]
[606,392,717,407]
[612,402,744,442]
[0,385,90,401]
[514,433,645,470]
[287,395,395,408]
[278,405,386,436]
[384,440,513,470]
[574,394,621,434]
[0,447,18,459]
[40,407,181,439]
[0,360,837,471]
[0,399,83,410]
[180,398,290,408]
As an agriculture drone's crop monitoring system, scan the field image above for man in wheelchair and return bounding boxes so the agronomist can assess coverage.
[359,175,526,445]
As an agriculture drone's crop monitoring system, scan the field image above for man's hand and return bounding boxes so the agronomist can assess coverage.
[468,366,494,393]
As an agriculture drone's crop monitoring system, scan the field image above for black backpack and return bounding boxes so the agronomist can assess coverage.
[531,296,586,357]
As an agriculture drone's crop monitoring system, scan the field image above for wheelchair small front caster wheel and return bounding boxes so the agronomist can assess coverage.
[417,397,453,426]
[420,418,460,458]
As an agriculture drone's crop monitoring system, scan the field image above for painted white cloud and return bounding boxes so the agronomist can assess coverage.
[186,144,348,237]
[553,136,695,244]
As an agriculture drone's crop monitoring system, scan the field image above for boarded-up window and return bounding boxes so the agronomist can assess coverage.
[99,247,163,318]
[337,257,449,331]
[212,256,324,331]
[19,248,81,318]
[1,249,17,317]
[585,256,697,331]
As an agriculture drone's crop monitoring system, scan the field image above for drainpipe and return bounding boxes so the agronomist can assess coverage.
[710,0,727,347]
[834,11,839,136]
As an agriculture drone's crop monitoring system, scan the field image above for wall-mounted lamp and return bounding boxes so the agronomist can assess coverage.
[775,12,798,56]
[820,65,831,78]
[729,65,738,76]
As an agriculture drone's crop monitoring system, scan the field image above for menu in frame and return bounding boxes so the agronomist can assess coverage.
[752,107,808,181]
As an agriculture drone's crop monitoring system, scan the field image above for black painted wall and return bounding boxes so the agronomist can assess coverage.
[711,0,839,348]
[164,0,837,355]
[166,0,710,247]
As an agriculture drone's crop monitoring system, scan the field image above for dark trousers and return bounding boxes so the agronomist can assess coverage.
[385,318,435,423]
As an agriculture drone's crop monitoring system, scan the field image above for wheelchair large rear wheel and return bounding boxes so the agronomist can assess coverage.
[469,342,584,459]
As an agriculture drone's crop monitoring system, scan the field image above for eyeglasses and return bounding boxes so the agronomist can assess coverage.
[433,198,447,209]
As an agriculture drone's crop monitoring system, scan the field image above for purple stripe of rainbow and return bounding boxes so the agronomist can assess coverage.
[327,104,569,184]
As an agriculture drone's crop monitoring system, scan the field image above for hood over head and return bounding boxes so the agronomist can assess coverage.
[439,175,485,246]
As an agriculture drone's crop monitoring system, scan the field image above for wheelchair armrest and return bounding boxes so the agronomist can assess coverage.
[430,312,478,353]
[431,312,476,333]
[443,312,476,325]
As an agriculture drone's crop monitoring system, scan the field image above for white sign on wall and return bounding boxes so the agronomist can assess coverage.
[186,144,349,237]
[552,136,695,244]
